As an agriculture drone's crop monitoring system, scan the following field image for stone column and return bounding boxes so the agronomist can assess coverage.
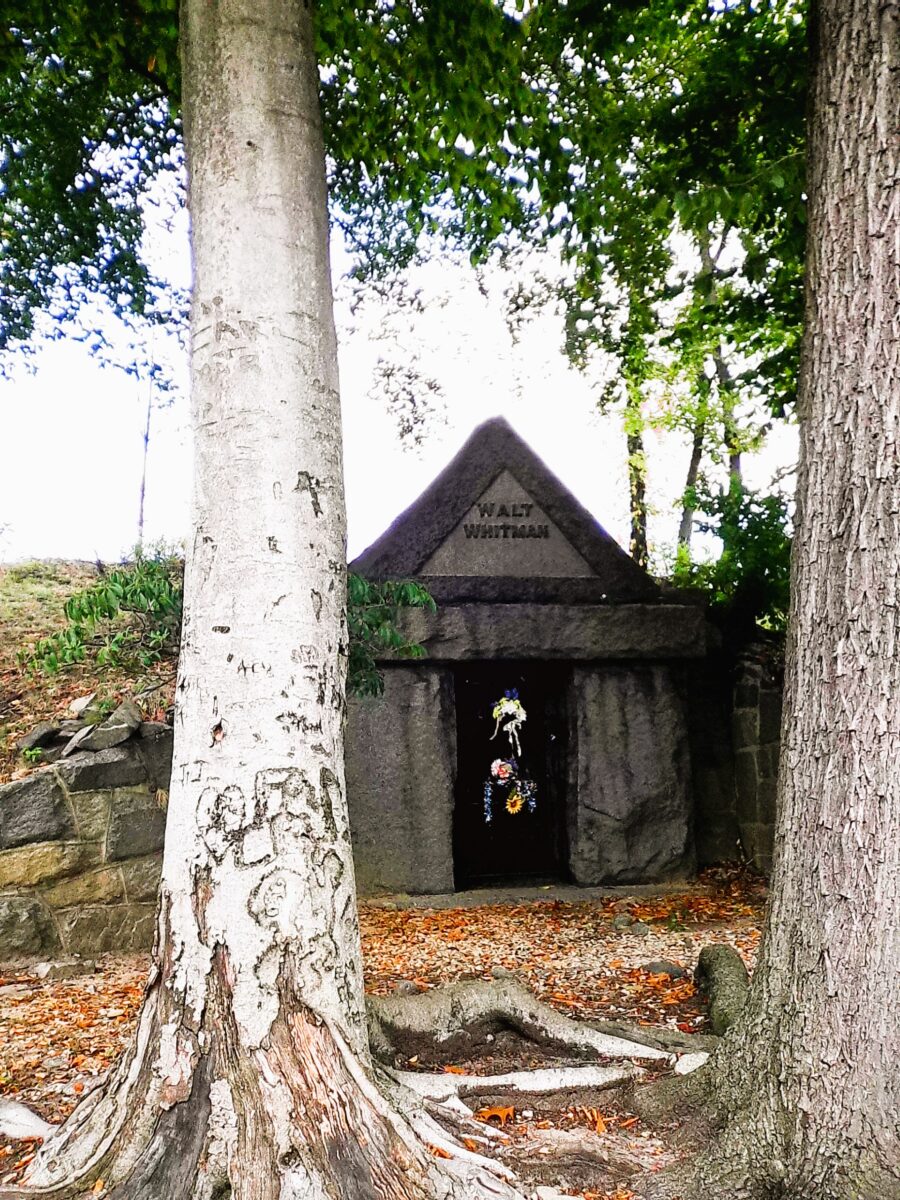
[345,665,456,894]
[568,665,694,884]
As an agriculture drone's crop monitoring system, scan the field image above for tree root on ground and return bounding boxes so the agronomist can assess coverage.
[585,1016,718,1055]
[499,1126,662,1194]
[394,1063,640,1104]
[0,1103,56,1143]
[367,976,672,1065]
[626,1054,712,1125]
[2,972,725,1200]
[693,945,749,1036]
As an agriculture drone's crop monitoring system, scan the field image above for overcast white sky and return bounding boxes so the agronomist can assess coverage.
[0,216,797,568]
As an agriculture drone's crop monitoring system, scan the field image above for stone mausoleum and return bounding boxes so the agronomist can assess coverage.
[345,417,711,894]
[1,418,784,958]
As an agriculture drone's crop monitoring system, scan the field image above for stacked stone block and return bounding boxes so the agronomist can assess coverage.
[731,651,783,874]
[0,727,171,959]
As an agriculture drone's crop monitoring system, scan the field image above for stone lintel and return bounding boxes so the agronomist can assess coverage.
[390,604,706,661]
[414,576,670,605]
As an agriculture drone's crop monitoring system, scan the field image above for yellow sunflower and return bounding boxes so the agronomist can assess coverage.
[505,791,525,815]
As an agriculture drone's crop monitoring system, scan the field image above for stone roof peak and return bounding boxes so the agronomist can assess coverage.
[350,417,658,603]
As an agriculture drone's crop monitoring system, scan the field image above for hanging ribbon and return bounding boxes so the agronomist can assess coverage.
[489,689,527,757]
[482,690,537,823]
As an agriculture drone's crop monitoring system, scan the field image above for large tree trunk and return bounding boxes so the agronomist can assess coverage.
[0,3,522,1198]
[680,2,900,1196]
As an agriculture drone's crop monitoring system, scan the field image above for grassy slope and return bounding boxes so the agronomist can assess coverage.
[0,561,174,783]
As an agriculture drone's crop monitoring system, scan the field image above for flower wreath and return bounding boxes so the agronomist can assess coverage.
[490,688,527,756]
[482,690,537,822]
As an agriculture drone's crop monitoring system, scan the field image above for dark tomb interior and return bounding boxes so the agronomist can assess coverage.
[453,662,569,888]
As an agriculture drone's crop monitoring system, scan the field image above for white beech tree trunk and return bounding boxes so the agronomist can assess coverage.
[684,1,900,1197]
[172,0,367,1065]
[3,3,525,1198]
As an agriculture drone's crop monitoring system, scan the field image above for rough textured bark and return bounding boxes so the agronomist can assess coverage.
[693,944,748,1037]
[679,2,900,1196]
[0,4,522,1198]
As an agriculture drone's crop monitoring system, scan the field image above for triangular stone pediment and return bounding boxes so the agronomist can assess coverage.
[421,469,594,577]
[351,417,658,603]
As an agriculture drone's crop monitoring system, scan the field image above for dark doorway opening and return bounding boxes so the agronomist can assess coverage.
[453,662,569,888]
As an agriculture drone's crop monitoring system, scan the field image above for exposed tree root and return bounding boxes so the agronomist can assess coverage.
[394,1063,640,1104]
[367,977,671,1065]
[693,945,749,1036]
[585,1017,718,1056]
[1,972,736,1200]
[7,956,897,1200]
[626,1055,712,1125]
[0,1103,56,1142]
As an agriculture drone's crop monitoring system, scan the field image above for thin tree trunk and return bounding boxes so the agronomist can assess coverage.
[717,351,741,484]
[684,2,900,1196]
[625,386,648,568]
[136,371,152,549]
[2,4,522,1197]
[677,398,705,549]
[697,229,741,490]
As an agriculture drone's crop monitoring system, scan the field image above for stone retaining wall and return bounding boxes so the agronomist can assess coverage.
[0,727,171,958]
[686,649,741,866]
[730,649,784,874]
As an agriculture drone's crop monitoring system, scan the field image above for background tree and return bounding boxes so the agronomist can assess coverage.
[2,1,806,575]
[509,0,806,570]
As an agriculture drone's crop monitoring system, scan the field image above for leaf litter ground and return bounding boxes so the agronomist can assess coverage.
[0,867,765,1197]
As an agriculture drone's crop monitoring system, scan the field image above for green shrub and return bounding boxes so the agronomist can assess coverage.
[23,548,434,698]
[24,548,182,673]
[672,480,792,633]
[347,575,436,697]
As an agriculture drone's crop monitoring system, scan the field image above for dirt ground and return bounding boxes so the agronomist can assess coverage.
[0,868,765,1197]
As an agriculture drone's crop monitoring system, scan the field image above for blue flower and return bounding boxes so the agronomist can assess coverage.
[483,781,494,824]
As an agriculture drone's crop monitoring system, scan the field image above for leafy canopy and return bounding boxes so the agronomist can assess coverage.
[2,1,807,611]
[672,480,792,632]
[3,3,805,381]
